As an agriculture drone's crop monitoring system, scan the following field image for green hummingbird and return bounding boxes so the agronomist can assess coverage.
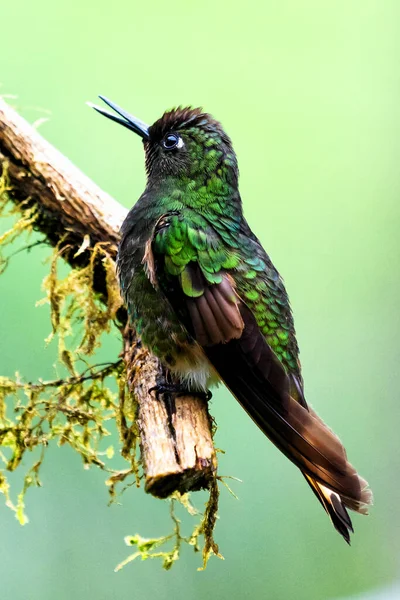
[91,96,372,543]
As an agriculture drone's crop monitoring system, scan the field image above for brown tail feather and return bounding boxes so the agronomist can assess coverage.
[304,474,354,544]
[306,406,372,515]
[206,303,372,541]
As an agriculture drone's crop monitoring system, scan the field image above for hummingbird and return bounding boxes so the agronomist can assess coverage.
[91,96,372,543]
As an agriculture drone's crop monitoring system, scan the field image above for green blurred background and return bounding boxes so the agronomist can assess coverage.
[1,1,399,598]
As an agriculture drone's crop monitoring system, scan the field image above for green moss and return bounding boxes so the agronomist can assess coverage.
[0,172,225,571]
[116,487,223,572]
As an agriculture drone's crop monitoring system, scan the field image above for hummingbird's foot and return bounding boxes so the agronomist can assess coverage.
[149,383,183,401]
[149,383,212,402]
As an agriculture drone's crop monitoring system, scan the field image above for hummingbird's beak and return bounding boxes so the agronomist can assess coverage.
[88,95,150,140]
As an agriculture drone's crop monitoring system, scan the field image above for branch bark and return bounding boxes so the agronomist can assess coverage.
[0,97,216,497]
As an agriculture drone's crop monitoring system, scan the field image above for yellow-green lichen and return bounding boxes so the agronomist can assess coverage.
[116,488,223,572]
[0,173,227,571]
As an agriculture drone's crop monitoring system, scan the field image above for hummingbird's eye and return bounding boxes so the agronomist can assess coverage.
[162,133,182,150]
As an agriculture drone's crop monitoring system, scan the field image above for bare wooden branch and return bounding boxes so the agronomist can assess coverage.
[0,97,216,497]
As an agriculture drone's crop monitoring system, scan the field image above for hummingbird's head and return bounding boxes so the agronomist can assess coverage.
[91,96,238,187]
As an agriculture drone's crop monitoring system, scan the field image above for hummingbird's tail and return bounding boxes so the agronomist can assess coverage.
[303,475,355,544]
[206,303,372,543]
[301,406,372,543]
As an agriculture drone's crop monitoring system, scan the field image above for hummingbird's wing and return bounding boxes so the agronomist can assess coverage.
[149,211,372,541]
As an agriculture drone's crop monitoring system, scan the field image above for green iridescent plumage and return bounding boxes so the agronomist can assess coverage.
[93,98,371,545]
[152,209,299,373]
[116,108,300,378]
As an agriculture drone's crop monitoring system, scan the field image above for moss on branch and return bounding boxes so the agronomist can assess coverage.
[0,167,223,570]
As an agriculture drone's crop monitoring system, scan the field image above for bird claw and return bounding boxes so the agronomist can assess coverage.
[149,383,212,402]
[149,383,182,401]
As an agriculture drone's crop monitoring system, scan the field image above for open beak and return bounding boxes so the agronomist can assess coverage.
[88,95,150,140]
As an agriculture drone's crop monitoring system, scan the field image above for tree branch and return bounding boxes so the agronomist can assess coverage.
[0,97,216,497]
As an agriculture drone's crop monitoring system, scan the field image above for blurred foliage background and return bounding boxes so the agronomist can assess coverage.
[1,1,399,598]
